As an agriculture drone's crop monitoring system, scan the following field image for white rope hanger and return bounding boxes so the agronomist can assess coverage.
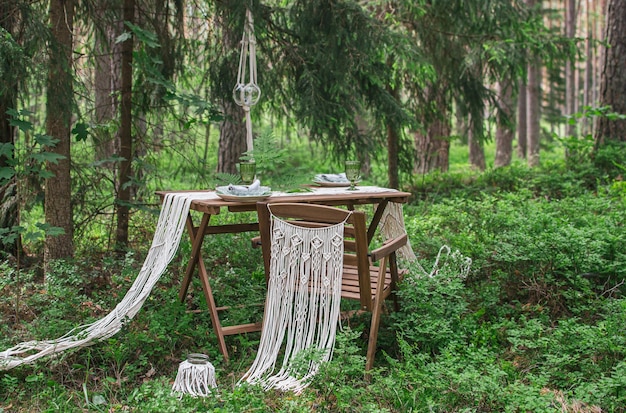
[233,8,261,154]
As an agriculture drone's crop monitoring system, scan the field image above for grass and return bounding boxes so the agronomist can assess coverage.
[1,137,626,412]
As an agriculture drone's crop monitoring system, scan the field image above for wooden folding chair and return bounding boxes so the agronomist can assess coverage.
[256,202,408,370]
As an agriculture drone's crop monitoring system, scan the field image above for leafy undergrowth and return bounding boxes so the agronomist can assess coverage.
[2,156,626,412]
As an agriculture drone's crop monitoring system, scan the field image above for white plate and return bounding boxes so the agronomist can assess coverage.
[313,179,352,187]
[215,186,272,202]
[216,193,272,202]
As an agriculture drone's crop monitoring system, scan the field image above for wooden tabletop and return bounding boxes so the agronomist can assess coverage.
[156,187,412,215]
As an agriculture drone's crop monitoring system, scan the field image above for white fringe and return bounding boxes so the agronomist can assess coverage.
[172,359,217,397]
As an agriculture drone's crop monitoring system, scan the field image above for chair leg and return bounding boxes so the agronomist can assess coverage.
[365,257,388,371]
[365,298,383,371]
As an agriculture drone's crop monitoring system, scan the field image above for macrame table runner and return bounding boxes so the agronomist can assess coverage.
[240,214,347,393]
[0,192,216,371]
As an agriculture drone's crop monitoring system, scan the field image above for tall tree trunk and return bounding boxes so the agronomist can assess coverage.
[45,0,75,267]
[94,1,123,162]
[386,82,400,189]
[595,0,626,147]
[582,0,593,135]
[115,0,134,251]
[494,80,515,168]
[594,0,607,108]
[217,100,246,174]
[468,118,486,171]
[565,0,577,137]
[517,78,528,158]
[0,3,19,257]
[527,59,542,167]
[414,90,450,174]
[386,122,400,188]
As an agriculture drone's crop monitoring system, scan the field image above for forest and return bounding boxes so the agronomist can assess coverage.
[1,0,626,411]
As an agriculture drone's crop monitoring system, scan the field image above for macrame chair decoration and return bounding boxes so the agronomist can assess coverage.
[233,8,261,154]
[240,206,349,393]
[246,202,409,393]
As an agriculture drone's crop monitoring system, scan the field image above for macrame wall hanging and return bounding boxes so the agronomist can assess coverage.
[378,201,417,263]
[240,213,348,394]
[233,8,261,154]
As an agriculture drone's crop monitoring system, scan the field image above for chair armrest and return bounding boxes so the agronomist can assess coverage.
[369,234,407,262]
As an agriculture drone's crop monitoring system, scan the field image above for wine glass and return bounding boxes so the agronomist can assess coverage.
[239,160,256,185]
[344,160,361,191]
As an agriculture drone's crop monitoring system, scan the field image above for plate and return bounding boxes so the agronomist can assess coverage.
[313,173,354,187]
[313,179,352,187]
[215,186,272,202]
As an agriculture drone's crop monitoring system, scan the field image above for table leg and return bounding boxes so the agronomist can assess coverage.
[179,213,209,301]
[367,199,389,244]
[179,212,230,362]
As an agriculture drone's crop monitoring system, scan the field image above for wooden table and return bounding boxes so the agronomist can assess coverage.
[156,186,411,361]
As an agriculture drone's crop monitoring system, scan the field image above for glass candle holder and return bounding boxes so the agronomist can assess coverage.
[187,353,210,365]
[239,160,256,185]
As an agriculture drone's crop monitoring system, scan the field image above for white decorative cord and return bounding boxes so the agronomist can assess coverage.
[379,202,471,279]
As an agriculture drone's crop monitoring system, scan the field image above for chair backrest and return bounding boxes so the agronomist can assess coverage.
[256,202,373,308]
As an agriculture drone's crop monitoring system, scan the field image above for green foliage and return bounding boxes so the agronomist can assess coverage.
[392,270,470,355]
[4,137,626,412]
[0,27,29,96]
[310,329,382,412]
[0,109,66,255]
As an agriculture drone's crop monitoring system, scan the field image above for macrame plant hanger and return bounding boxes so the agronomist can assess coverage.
[233,8,261,155]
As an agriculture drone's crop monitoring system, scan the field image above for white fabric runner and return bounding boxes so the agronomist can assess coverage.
[0,192,215,370]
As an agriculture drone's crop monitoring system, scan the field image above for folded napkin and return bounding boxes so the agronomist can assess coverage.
[227,179,263,195]
[315,173,348,183]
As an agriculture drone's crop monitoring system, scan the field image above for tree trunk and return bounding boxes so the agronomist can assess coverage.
[386,122,400,187]
[217,100,247,174]
[527,59,542,167]
[414,91,450,174]
[115,0,134,252]
[595,0,626,147]
[494,80,515,168]
[582,0,593,135]
[468,119,486,171]
[517,78,528,158]
[0,3,19,257]
[45,0,75,266]
[94,1,123,162]
[565,0,577,137]
[386,83,400,189]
